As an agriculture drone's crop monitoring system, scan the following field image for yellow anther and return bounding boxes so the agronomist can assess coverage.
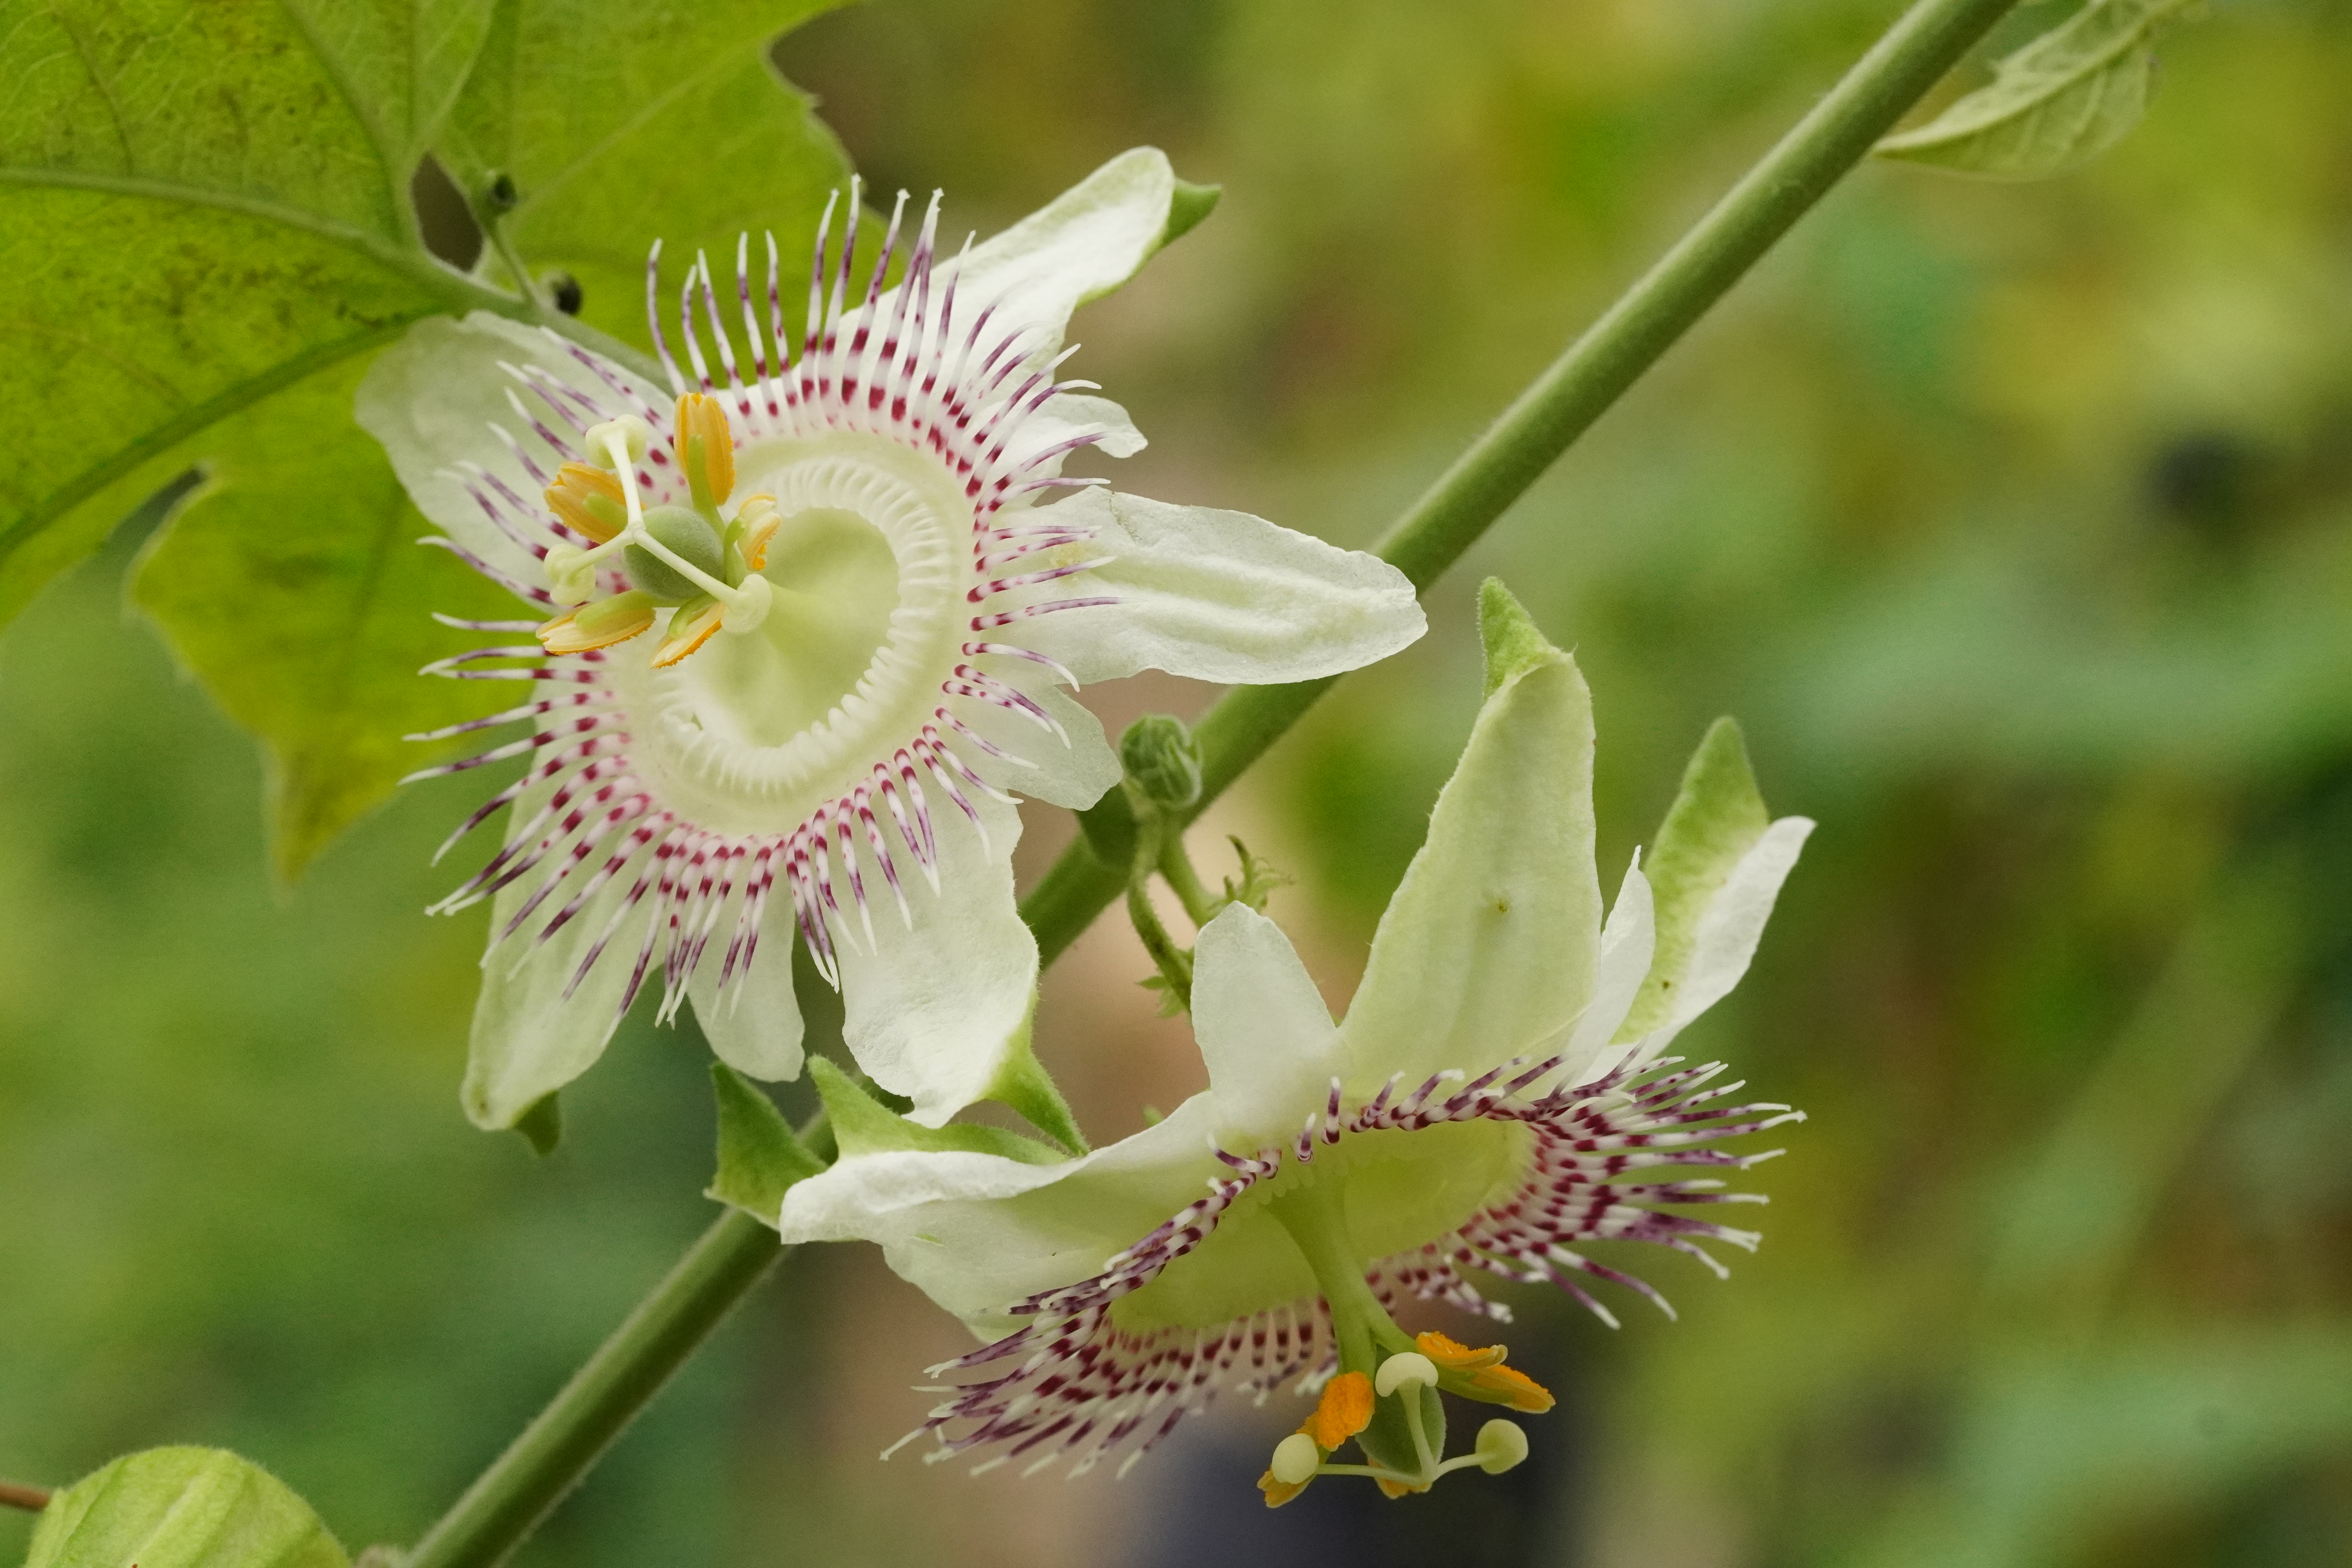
[732,493,780,573]
[537,590,655,654]
[675,393,735,510]
[1256,1370,1373,1509]
[544,462,629,544]
[1415,1331,1555,1414]
[652,595,726,668]
[1301,1371,1374,1451]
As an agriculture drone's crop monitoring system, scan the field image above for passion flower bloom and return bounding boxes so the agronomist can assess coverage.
[357,150,1423,1131]
[777,583,1813,1495]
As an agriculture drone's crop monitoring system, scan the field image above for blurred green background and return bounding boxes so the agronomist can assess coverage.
[5,0,2350,1563]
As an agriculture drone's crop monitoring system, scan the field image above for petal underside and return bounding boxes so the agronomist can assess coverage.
[1191,905,1346,1148]
[1015,488,1425,687]
[1613,718,1814,1064]
[1342,631,1604,1088]
[833,793,1039,1127]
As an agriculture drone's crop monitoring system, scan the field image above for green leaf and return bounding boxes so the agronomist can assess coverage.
[0,0,499,625]
[1614,718,1771,1042]
[439,0,853,350]
[0,0,851,876]
[808,1057,1067,1166]
[26,1447,351,1568]
[707,1064,827,1221]
[127,356,520,878]
[1875,0,2199,180]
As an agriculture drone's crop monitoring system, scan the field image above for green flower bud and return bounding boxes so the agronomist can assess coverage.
[1120,714,1203,812]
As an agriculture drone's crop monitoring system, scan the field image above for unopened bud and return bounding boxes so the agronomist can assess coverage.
[1120,714,1203,812]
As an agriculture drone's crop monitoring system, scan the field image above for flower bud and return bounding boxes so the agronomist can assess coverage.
[1120,714,1203,812]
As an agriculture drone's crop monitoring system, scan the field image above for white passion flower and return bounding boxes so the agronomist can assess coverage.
[776,582,1814,1499]
[356,150,1425,1132]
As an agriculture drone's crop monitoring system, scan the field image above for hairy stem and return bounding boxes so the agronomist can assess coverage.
[1126,814,1196,1007]
[1157,829,1225,929]
[404,0,2019,1557]
[1021,0,2023,965]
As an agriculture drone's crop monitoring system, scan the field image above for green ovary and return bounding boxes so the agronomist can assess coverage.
[673,506,901,747]
[1111,1119,1532,1336]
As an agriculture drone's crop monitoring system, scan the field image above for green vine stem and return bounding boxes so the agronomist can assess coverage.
[1020,0,2023,966]
[1125,813,1197,1009]
[1156,831,1225,929]
[400,1,2020,1560]
[401,1209,786,1568]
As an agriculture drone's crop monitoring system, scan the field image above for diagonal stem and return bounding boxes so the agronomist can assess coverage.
[401,1208,786,1568]
[401,2,2019,1561]
[1021,0,2023,965]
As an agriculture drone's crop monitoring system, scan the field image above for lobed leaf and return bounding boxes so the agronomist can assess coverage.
[0,0,850,873]
[1875,0,2199,180]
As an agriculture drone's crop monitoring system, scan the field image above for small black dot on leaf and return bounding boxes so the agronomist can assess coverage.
[549,272,583,316]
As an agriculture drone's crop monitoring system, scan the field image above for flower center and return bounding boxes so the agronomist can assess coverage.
[616,433,971,836]
[1110,1118,1531,1335]
[668,505,898,748]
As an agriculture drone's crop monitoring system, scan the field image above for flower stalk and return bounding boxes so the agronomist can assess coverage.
[403,0,2017,1554]
[1021,0,2025,966]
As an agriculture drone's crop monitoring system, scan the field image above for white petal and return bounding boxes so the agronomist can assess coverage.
[356,312,664,590]
[1626,817,1813,1068]
[687,895,805,1082]
[834,791,1038,1127]
[946,148,1179,353]
[1550,857,1656,1086]
[1342,648,1603,1086]
[777,1096,1226,1333]
[461,798,650,1129]
[1014,488,1425,686]
[1004,391,1147,475]
[954,671,1122,810]
[1191,905,1345,1147]
[777,1148,1074,1243]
